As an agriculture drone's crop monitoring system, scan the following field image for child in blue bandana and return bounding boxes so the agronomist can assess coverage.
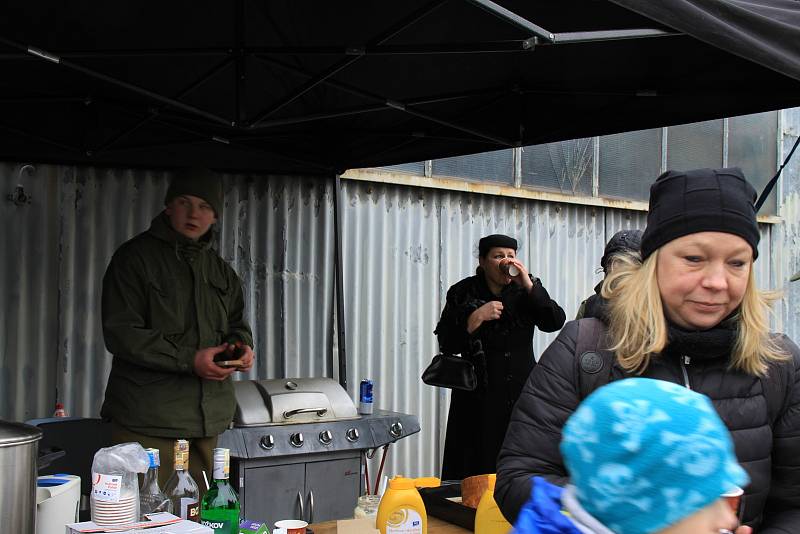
[513,378,748,534]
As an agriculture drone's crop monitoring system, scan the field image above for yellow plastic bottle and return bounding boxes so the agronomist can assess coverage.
[474,474,512,534]
[376,476,427,534]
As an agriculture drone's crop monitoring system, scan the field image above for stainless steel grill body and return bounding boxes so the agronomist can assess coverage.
[218,378,420,525]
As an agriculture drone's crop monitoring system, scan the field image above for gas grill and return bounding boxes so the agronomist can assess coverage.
[218,378,420,525]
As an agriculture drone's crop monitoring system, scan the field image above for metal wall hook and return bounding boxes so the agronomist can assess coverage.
[18,164,36,181]
[7,164,35,206]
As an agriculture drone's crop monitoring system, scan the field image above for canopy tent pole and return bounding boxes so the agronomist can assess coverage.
[551,29,678,44]
[333,173,349,389]
[465,0,555,42]
[465,0,679,46]
[92,57,235,155]
[248,0,448,129]
[0,35,233,127]
[755,133,800,212]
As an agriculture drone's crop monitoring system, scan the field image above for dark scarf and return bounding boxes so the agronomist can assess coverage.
[665,316,738,361]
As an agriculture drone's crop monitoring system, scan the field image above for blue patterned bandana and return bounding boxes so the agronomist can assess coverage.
[560,378,749,534]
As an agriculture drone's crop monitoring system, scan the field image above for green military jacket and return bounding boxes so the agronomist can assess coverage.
[101,212,253,438]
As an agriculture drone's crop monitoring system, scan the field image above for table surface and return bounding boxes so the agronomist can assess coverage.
[310,516,472,534]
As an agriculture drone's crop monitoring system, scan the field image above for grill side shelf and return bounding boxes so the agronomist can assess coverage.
[365,411,421,448]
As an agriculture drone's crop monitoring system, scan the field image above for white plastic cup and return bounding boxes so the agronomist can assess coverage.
[500,262,520,277]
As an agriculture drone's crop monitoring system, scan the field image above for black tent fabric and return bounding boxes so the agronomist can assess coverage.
[0,0,799,175]
[611,0,800,81]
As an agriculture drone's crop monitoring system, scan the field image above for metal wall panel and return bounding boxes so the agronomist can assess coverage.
[1,163,60,422]
[778,107,800,341]
[338,181,443,482]
[0,164,334,422]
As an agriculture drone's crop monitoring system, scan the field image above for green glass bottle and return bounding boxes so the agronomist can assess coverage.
[200,448,240,534]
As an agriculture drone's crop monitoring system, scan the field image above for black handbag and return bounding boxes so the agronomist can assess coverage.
[421,352,477,391]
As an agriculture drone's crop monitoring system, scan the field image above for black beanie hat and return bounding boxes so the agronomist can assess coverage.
[479,234,518,256]
[601,229,643,271]
[164,167,224,217]
[640,167,759,261]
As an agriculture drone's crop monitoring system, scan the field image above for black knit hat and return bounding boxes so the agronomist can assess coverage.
[164,167,224,217]
[479,234,517,256]
[640,167,759,261]
[601,229,643,272]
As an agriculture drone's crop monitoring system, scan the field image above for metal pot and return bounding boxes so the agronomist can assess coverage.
[0,420,43,533]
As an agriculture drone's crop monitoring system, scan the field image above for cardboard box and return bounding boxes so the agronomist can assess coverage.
[336,518,380,534]
[66,512,213,533]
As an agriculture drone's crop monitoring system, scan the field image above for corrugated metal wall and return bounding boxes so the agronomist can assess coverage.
[779,107,800,341]
[1,105,796,483]
[1,165,334,421]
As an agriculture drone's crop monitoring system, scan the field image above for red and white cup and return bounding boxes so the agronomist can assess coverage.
[722,486,744,519]
[275,519,308,534]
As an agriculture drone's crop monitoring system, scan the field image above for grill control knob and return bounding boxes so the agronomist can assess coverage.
[319,430,333,445]
[346,427,360,443]
[290,432,304,448]
[260,435,275,450]
[389,421,403,438]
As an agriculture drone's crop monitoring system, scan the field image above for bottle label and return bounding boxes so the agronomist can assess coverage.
[174,439,190,470]
[91,473,122,503]
[386,508,423,534]
[202,518,234,531]
[146,448,160,468]
[213,448,230,480]
[181,497,200,522]
[213,464,229,480]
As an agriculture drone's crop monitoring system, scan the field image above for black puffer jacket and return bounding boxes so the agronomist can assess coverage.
[495,319,800,532]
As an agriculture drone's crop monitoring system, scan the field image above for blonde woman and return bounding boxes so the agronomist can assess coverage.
[495,168,800,534]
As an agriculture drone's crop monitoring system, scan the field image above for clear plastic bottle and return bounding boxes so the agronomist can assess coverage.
[200,448,240,534]
[140,448,173,519]
[164,439,200,522]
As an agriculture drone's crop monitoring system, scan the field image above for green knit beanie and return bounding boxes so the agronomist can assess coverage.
[164,167,224,216]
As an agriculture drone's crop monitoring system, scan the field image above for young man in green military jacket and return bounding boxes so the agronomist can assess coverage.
[101,168,254,488]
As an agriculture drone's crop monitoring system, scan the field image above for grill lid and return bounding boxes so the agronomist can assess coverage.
[233,377,359,427]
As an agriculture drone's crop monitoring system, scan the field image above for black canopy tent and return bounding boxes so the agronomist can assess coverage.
[2,0,800,387]
[0,0,799,175]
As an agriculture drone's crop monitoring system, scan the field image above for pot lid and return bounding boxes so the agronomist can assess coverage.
[0,420,42,448]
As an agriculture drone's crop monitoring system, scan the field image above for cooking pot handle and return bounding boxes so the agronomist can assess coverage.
[37,448,66,472]
[283,408,328,419]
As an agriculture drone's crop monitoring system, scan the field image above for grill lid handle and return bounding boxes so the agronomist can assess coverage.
[283,407,328,419]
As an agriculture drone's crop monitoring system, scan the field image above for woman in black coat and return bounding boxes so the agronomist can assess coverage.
[435,234,566,480]
[495,168,800,533]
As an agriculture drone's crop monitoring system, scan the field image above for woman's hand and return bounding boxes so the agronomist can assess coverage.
[467,301,504,333]
[505,259,533,291]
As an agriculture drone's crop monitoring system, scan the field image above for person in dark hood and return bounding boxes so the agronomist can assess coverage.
[495,168,800,533]
[434,234,566,480]
[101,168,254,491]
[575,229,643,320]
